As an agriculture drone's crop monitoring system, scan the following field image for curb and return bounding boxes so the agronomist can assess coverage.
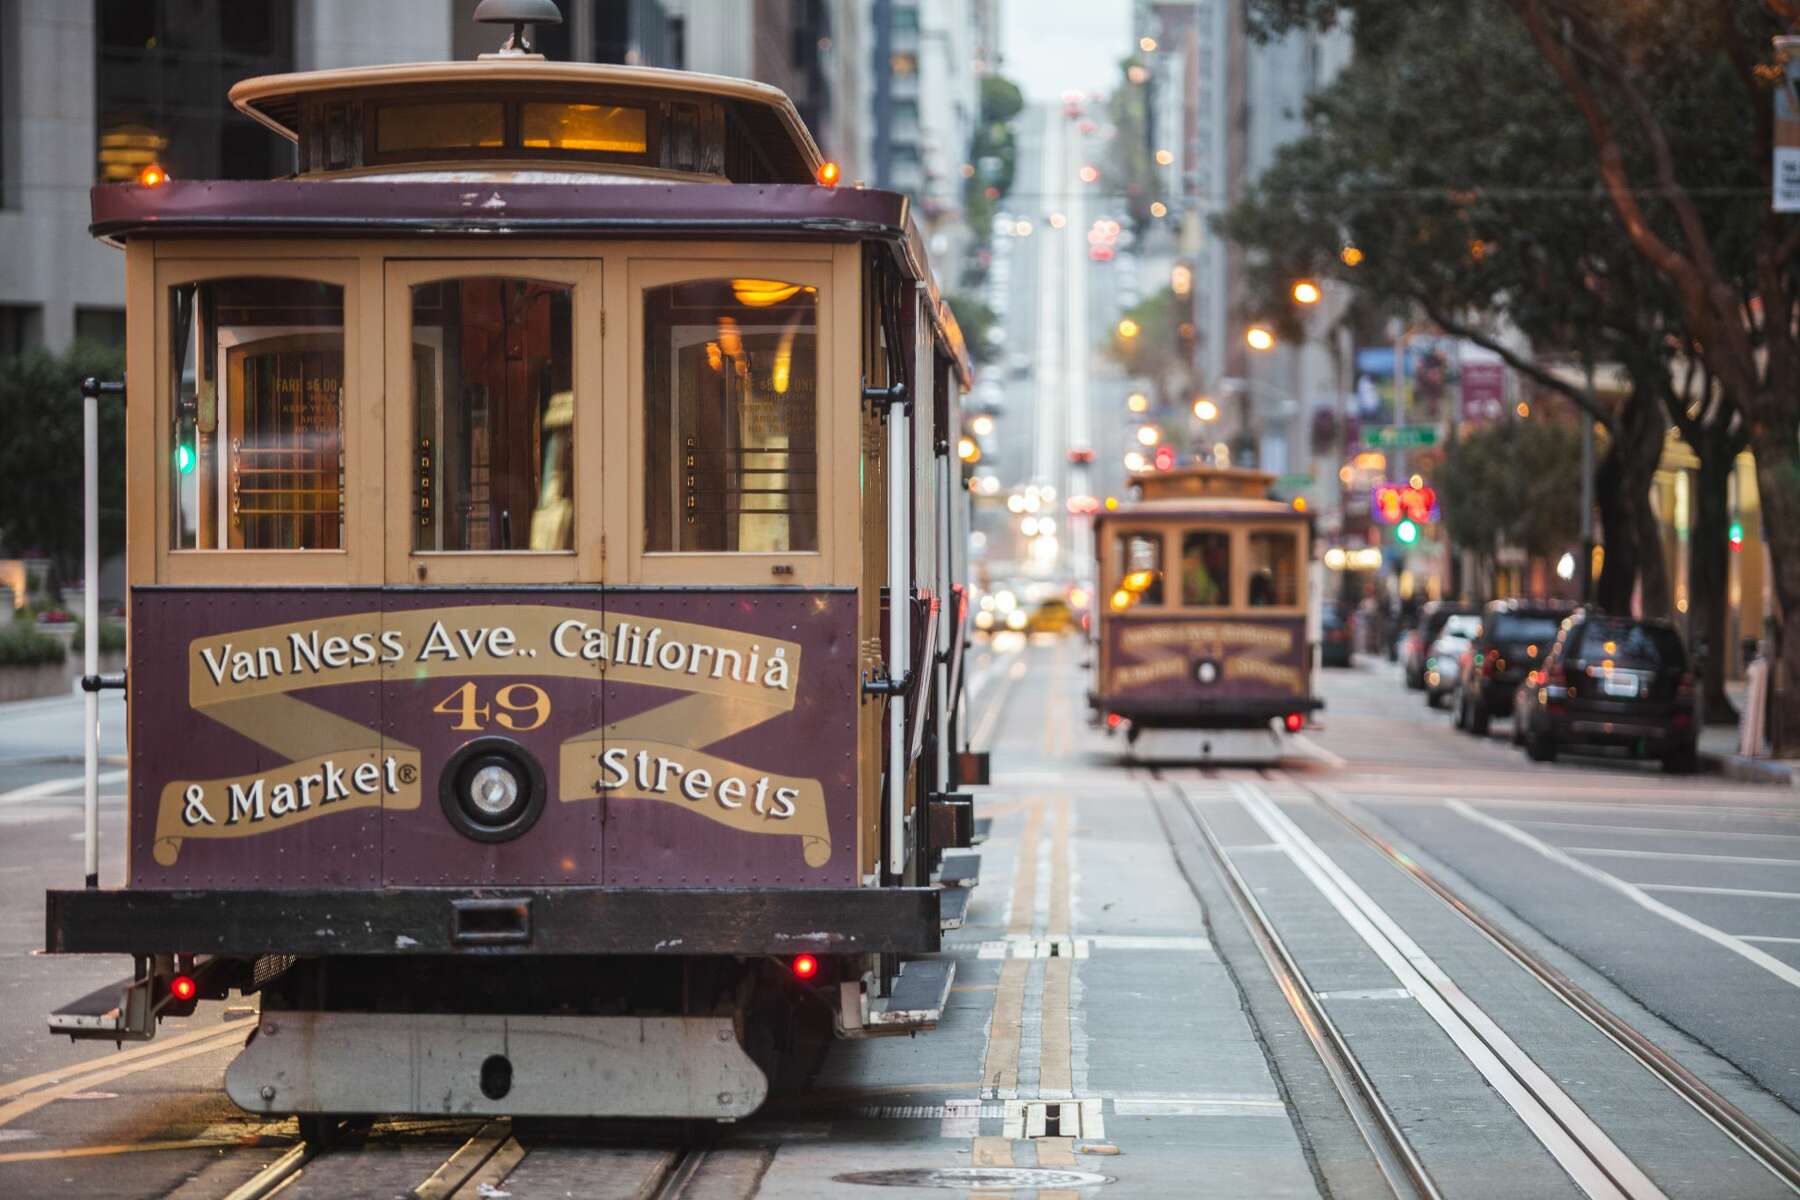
[1700,751,1800,788]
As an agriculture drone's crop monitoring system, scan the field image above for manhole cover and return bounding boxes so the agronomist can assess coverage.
[835,1166,1113,1190]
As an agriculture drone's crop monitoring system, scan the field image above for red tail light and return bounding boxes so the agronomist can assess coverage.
[791,954,819,979]
[1676,671,1696,700]
[1543,664,1566,687]
[1284,712,1304,733]
[170,974,198,1002]
[1106,713,1123,729]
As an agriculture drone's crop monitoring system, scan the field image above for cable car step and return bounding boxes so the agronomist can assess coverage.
[939,887,973,931]
[48,974,154,1042]
[869,959,955,1031]
[972,817,992,845]
[937,851,981,888]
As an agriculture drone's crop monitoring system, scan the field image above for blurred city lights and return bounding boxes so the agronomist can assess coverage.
[1126,65,1149,85]
[1170,263,1193,296]
[1116,317,1141,339]
[1136,425,1161,446]
[1149,201,1168,218]
[1340,244,1365,267]
[1123,451,1147,472]
[1048,211,1067,228]
[972,414,995,436]
[1245,326,1276,352]
[1292,280,1322,305]
[1155,148,1175,166]
[1139,35,1158,52]
[1126,391,1149,413]
[957,436,980,463]
[1192,397,1219,421]
[1078,164,1101,183]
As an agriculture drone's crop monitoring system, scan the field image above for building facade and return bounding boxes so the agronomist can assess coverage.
[0,0,869,356]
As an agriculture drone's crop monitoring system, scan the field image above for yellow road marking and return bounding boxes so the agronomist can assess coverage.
[1007,800,1045,937]
[971,1135,1014,1167]
[0,1021,244,1103]
[1040,793,1075,1095]
[950,983,997,993]
[0,1133,275,1164]
[1035,1136,1076,1167]
[0,1031,244,1129]
[981,958,1029,1094]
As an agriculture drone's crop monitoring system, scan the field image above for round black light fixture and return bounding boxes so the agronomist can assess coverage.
[440,737,546,842]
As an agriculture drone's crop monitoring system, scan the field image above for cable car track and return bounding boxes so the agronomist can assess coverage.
[1149,765,1800,1198]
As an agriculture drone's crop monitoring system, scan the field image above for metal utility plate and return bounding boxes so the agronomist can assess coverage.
[225,1012,767,1119]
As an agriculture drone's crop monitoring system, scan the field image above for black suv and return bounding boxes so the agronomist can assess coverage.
[1512,610,1697,772]
[1452,599,1574,735]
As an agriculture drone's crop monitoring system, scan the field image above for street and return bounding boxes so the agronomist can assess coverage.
[2,646,1795,1198]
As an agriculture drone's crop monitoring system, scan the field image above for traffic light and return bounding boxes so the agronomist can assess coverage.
[1729,520,1745,552]
[175,442,195,475]
[1153,445,1176,471]
[1395,518,1420,545]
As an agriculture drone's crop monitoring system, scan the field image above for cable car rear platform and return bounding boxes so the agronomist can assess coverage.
[45,885,944,957]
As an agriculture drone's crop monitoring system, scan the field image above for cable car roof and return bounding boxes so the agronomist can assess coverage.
[229,60,823,184]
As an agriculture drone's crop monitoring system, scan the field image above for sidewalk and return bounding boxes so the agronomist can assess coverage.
[1698,682,1800,787]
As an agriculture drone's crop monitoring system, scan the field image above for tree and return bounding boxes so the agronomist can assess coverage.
[1495,0,1797,743]
[0,342,127,589]
[1440,422,1583,587]
[1229,0,1761,720]
[944,294,998,366]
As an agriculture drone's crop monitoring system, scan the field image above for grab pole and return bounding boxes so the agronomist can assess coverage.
[81,377,101,888]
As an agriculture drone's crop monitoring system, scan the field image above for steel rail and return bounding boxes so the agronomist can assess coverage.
[1298,776,1800,1194]
[649,1146,711,1199]
[1146,777,1439,1200]
[218,1142,314,1200]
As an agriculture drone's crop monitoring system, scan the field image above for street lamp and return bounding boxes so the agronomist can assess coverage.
[1126,391,1149,413]
[1245,325,1276,352]
[1291,280,1322,305]
[1192,397,1219,422]
[1340,245,1364,267]
[1136,425,1161,446]
[1117,317,1141,340]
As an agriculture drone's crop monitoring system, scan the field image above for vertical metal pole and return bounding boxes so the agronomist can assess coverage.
[1392,326,1408,482]
[82,384,100,889]
[887,395,912,879]
[1579,358,1596,603]
[872,0,893,188]
[934,457,951,792]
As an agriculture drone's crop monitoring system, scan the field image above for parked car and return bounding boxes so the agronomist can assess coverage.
[1403,601,1479,689]
[1452,599,1574,734]
[1424,613,1481,708]
[1321,601,1355,667]
[1512,610,1697,772]
[1027,596,1075,635]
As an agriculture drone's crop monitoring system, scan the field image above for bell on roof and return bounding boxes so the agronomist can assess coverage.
[474,0,563,57]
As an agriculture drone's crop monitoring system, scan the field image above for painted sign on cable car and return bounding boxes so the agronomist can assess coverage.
[129,590,859,889]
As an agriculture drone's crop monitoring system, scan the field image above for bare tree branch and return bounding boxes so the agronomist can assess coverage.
[1410,292,1610,424]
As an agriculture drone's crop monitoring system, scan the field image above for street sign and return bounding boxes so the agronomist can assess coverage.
[1368,424,1438,449]
[1276,473,1313,489]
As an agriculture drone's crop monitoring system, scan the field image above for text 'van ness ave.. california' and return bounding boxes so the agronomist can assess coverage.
[195,619,795,692]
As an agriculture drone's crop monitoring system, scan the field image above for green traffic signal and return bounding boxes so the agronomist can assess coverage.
[1396,518,1419,545]
[176,443,195,474]
[1729,519,1744,551]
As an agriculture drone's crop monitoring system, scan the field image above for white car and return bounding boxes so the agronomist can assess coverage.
[1424,613,1482,708]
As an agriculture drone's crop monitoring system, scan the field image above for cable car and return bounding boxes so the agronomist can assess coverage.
[1090,466,1323,742]
[45,1,982,1135]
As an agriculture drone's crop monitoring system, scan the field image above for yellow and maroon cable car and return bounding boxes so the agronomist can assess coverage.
[45,2,983,1134]
[1090,466,1322,742]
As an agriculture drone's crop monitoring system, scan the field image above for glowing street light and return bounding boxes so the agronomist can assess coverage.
[1139,35,1158,52]
[1245,325,1276,352]
[1340,244,1364,267]
[1155,148,1175,166]
[1126,391,1149,413]
[1123,451,1147,472]
[1078,165,1101,184]
[971,414,995,436]
[1192,397,1219,422]
[1136,425,1161,446]
[957,436,980,463]
[1149,201,1168,219]
[1048,211,1067,229]
[1291,280,1322,305]
[1116,317,1141,339]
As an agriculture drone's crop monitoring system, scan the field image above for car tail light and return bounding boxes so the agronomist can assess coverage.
[1676,671,1697,701]
[1480,652,1496,678]
[1106,712,1122,729]
[1543,664,1566,687]
[791,954,819,979]
[1284,712,1304,733]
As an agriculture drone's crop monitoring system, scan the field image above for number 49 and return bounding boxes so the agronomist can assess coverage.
[432,682,551,732]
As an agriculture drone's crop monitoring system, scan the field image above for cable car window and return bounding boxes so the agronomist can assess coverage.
[376,101,504,152]
[411,278,574,552]
[1112,532,1163,608]
[643,278,819,553]
[1247,530,1299,607]
[1180,530,1232,607]
[168,278,344,551]
[521,103,647,153]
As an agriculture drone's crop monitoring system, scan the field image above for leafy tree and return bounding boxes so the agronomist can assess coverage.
[1439,422,1582,587]
[945,293,997,366]
[1224,0,1755,717]
[0,342,127,589]
[1245,0,1800,748]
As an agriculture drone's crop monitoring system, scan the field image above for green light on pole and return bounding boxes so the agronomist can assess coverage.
[1729,519,1745,551]
[1395,518,1420,545]
[176,443,195,474]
